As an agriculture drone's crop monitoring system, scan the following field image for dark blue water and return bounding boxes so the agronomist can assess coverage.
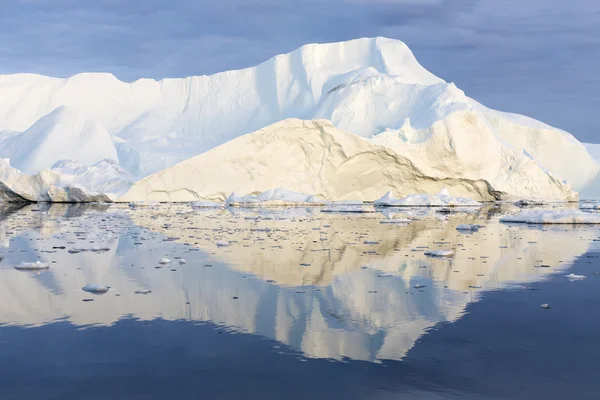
[0,203,599,399]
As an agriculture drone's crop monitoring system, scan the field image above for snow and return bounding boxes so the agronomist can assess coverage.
[375,189,482,207]
[500,210,600,224]
[0,37,596,201]
[0,106,118,174]
[14,261,49,271]
[0,158,133,202]
[120,119,576,203]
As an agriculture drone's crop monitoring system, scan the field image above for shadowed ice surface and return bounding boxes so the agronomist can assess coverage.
[1,203,600,399]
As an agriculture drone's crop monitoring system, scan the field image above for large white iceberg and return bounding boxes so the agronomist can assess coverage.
[0,37,596,201]
[119,119,576,203]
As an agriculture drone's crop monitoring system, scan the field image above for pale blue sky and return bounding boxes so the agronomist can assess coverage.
[1,0,599,142]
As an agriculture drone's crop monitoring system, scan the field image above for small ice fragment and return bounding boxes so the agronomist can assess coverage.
[178,259,187,264]
[216,240,230,247]
[159,257,171,264]
[413,284,427,289]
[456,224,479,232]
[135,289,152,295]
[82,284,110,294]
[540,303,550,309]
[14,261,49,270]
[424,249,455,258]
[564,273,586,280]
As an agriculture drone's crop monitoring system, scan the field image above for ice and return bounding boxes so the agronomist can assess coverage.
[226,189,323,206]
[0,37,596,202]
[564,273,586,280]
[375,189,482,207]
[500,210,600,224]
[514,199,549,207]
[456,224,480,232]
[190,201,223,208]
[0,158,132,202]
[82,284,110,294]
[159,257,171,264]
[14,261,49,270]
[424,249,455,258]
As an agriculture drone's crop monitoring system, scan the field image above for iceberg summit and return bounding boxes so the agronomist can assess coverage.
[0,37,596,203]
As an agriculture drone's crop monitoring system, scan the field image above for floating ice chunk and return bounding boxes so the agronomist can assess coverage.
[159,257,171,264]
[375,189,481,207]
[514,199,548,207]
[456,224,480,232]
[14,261,49,270]
[179,258,187,264]
[500,210,600,224]
[216,240,230,247]
[540,303,550,309]
[424,249,455,258]
[82,284,110,294]
[380,218,412,224]
[226,188,324,206]
[135,289,152,295]
[129,201,160,208]
[564,273,586,280]
[191,201,223,208]
[413,284,427,289]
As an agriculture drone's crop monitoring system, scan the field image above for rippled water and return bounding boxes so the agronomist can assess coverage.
[1,202,599,399]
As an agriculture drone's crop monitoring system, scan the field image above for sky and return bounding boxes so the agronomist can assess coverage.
[1,0,599,142]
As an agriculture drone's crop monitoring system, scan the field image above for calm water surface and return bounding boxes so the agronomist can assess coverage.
[1,202,599,399]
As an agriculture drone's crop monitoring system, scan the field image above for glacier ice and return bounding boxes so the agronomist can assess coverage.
[0,37,597,202]
[500,209,600,224]
[120,119,576,203]
[0,158,132,202]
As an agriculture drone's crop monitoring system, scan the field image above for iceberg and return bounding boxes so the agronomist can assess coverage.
[0,37,596,201]
[0,158,133,202]
[120,119,576,203]
[500,209,600,224]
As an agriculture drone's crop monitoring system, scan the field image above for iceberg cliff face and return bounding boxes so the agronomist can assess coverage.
[0,37,596,200]
[120,119,576,202]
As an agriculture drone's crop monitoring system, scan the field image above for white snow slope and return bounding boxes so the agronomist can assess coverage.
[0,37,597,199]
[120,119,575,203]
[0,106,118,174]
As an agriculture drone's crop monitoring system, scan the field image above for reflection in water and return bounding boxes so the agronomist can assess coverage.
[0,203,597,363]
